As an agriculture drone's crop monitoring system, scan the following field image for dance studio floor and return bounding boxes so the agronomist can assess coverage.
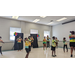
[0,48,75,58]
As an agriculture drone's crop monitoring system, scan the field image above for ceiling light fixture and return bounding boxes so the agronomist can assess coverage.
[57,17,67,21]
[12,16,19,19]
[47,22,53,25]
[33,19,40,23]
[40,16,46,18]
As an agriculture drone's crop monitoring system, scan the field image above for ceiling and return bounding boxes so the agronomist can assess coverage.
[0,16,75,26]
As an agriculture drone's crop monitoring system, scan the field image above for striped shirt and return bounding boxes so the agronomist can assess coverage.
[69,34,75,42]
[43,39,46,44]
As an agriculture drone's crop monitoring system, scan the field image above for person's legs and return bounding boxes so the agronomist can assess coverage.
[70,42,74,57]
[63,45,65,52]
[25,48,29,58]
[49,42,50,48]
[43,44,45,50]
[25,52,29,58]
[0,46,2,55]
[48,42,50,47]
[56,43,57,48]
[73,42,75,51]
[19,43,21,51]
[51,47,55,57]
[29,46,31,52]
[51,46,53,56]
[66,45,68,52]
[54,48,56,56]
[18,43,20,51]
[47,42,48,47]
[45,44,47,50]
[71,47,73,57]
[0,47,1,53]
[29,46,31,51]
[52,51,53,56]
[57,43,58,48]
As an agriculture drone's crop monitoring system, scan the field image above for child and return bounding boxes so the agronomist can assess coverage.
[69,31,75,57]
[24,38,29,58]
[43,37,47,50]
[47,35,51,48]
[51,36,56,57]
[0,36,4,55]
[63,37,68,52]
[17,36,23,51]
[55,37,59,48]
[28,36,34,52]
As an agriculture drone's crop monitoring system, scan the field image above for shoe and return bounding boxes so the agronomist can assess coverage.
[71,54,73,57]
[54,55,56,56]
[52,55,55,57]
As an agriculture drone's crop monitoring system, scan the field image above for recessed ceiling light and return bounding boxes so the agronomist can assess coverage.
[12,16,19,19]
[57,17,67,21]
[40,16,46,18]
[47,22,53,25]
[33,19,40,23]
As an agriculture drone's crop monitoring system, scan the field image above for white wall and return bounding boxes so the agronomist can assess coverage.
[0,18,52,50]
[25,22,52,41]
[52,22,75,41]
[0,18,21,42]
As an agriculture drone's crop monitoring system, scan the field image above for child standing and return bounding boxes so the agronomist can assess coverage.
[24,38,29,58]
[47,35,51,48]
[0,36,4,55]
[63,37,68,52]
[69,31,75,57]
[51,36,56,57]
[43,37,47,50]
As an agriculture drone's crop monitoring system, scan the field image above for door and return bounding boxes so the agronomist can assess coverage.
[14,33,23,50]
[30,34,38,48]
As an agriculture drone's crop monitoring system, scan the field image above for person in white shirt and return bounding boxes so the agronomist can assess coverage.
[0,36,4,55]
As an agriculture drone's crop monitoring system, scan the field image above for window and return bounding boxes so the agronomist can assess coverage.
[10,27,21,41]
[44,31,50,38]
[30,29,38,34]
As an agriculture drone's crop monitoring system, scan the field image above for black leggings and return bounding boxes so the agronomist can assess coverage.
[0,46,2,54]
[63,45,68,52]
[18,43,21,50]
[47,42,50,47]
[29,46,31,52]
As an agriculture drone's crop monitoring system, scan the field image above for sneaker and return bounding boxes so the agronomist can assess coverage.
[54,55,56,57]
[71,54,73,57]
